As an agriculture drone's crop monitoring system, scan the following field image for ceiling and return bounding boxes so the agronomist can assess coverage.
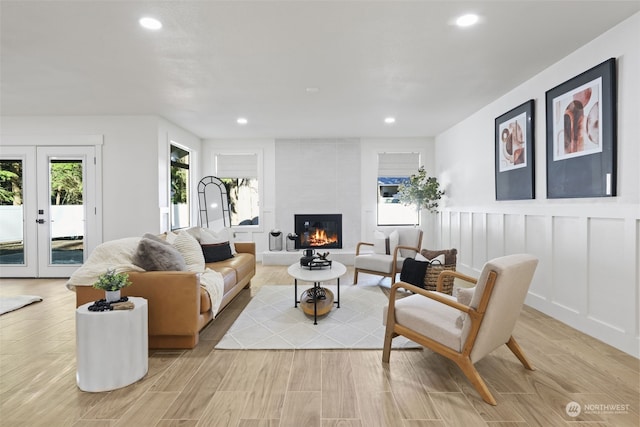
[1,1,638,139]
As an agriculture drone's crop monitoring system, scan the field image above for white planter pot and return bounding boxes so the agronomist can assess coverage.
[105,290,121,303]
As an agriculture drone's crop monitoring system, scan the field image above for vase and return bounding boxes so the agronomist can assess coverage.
[105,290,121,303]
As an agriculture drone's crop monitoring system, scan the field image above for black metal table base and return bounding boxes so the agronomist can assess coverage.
[294,278,340,325]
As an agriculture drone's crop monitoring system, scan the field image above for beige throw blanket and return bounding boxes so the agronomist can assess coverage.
[197,269,225,316]
[66,237,225,316]
[65,237,144,290]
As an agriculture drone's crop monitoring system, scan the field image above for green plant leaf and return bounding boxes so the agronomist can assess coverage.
[92,268,132,291]
[397,166,444,213]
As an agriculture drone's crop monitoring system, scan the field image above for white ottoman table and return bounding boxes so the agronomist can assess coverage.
[76,296,148,392]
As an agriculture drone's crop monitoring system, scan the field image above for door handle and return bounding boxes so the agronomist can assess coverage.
[36,219,46,224]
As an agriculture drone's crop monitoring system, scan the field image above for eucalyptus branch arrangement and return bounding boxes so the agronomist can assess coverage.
[92,268,132,292]
[397,166,444,213]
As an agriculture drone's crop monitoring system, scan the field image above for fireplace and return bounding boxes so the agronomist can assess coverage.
[294,214,342,250]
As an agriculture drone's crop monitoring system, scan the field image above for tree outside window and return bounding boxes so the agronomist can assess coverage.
[0,160,23,206]
[50,160,83,205]
[170,145,190,230]
[220,178,259,226]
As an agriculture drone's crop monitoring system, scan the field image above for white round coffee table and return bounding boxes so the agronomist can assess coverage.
[287,261,347,324]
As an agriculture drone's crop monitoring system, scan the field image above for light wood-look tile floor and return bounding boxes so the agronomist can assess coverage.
[1,263,638,426]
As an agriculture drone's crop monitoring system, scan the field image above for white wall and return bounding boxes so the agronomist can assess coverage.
[434,13,640,356]
[0,115,202,241]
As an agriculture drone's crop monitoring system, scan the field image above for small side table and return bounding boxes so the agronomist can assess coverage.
[288,261,347,325]
[76,296,148,392]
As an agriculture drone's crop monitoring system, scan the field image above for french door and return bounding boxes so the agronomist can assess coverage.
[0,145,99,278]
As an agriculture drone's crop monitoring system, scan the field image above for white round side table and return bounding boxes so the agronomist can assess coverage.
[76,296,148,392]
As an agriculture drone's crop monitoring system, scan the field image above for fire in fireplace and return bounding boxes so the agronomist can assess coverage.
[294,214,342,249]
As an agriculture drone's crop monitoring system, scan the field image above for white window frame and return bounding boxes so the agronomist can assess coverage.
[213,150,263,232]
[169,143,192,231]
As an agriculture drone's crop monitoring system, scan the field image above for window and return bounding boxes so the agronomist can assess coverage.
[377,152,420,226]
[170,144,190,230]
[215,153,259,226]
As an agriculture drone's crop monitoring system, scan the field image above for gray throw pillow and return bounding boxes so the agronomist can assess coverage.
[132,237,187,271]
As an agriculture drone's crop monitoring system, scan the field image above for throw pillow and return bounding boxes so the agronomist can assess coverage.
[456,286,474,306]
[132,237,187,271]
[165,231,178,244]
[399,258,429,288]
[416,252,445,264]
[201,242,234,263]
[185,227,203,240]
[373,230,390,255]
[172,231,206,272]
[200,227,237,255]
[455,287,475,328]
[142,233,169,245]
[388,230,400,255]
[421,248,457,265]
[415,252,429,262]
[399,254,445,288]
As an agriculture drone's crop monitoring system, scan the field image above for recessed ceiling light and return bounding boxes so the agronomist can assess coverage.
[237,117,248,125]
[139,17,162,30]
[384,117,396,124]
[306,87,319,93]
[456,14,479,27]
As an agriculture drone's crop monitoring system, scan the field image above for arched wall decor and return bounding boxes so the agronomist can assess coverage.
[197,176,231,230]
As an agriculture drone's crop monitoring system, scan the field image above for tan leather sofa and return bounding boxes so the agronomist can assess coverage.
[74,242,256,349]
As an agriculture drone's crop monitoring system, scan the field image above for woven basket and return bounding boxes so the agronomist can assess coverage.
[423,262,456,295]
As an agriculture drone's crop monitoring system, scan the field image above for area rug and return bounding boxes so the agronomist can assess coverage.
[215,284,421,350]
[0,295,43,315]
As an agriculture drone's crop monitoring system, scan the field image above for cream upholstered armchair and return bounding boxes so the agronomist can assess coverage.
[353,228,423,285]
[383,253,538,405]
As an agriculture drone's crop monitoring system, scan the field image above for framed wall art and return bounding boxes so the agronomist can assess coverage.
[545,58,617,198]
[495,99,535,200]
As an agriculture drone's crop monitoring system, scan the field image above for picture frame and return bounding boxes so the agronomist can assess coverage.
[495,99,535,200]
[545,58,617,198]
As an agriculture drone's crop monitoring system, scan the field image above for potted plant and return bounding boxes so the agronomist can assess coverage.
[397,166,444,220]
[93,268,131,303]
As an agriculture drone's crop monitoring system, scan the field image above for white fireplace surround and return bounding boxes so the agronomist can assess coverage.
[261,139,362,265]
[274,139,361,249]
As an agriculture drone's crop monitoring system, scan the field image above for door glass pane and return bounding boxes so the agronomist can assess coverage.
[0,160,25,264]
[49,159,84,264]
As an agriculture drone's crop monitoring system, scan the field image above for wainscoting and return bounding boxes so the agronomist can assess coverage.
[436,205,639,358]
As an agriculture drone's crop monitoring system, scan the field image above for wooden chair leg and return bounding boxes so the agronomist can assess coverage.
[506,336,535,370]
[456,358,497,405]
[353,269,359,284]
[382,323,395,363]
